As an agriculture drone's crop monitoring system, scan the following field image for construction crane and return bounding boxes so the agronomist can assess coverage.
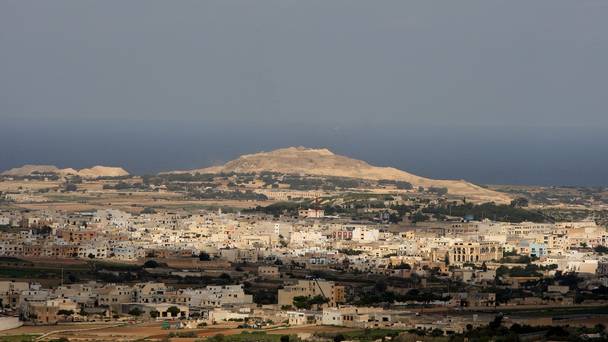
[314,278,330,305]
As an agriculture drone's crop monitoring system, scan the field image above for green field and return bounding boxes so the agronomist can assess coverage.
[505,305,608,318]
[0,335,38,342]
[313,329,407,342]
[0,268,67,278]
[205,331,300,342]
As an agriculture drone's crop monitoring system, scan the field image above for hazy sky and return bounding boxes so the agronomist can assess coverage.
[1,1,608,185]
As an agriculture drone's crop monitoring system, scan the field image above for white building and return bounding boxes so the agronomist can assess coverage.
[352,227,380,243]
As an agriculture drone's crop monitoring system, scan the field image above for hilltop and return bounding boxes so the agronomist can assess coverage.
[166,147,510,203]
[1,164,129,179]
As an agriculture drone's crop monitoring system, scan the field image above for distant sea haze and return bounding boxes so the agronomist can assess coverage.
[1,118,607,187]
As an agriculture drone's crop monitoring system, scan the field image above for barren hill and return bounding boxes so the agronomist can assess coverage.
[76,166,129,178]
[168,147,510,203]
[1,164,129,179]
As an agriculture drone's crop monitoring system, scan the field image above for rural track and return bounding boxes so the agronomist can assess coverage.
[34,323,125,341]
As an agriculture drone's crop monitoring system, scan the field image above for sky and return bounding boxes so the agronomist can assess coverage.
[1,1,608,186]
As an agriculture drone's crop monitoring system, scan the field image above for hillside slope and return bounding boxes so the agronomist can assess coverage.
[1,164,129,179]
[167,147,510,203]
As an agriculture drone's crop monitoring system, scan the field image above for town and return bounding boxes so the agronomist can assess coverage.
[3,1,607,339]
[1,163,607,341]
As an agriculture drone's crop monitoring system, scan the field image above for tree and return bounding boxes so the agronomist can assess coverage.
[69,175,83,184]
[556,271,581,290]
[594,245,608,254]
[128,307,143,317]
[411,212,430,223]
[292,295,328,309]
[167,306,180,318]
[375,281,388,292]
[50,338,69,342]
[422,202,548,223]
[388,213,402,224]
[428,187,448,196]
[546,326,569,338]
[209,334,225,342]
[510,197,529,208]
[431,329,444,337]
[143,260,160,268]
[149,310,160,319]
[64,183,78,192]
[393,262,411,270]
[293,296,310,309]
[68,274,78,283]
[199,251,211,261]
[57,309,74,321]
[488,314,503,330]
[338,248,362,256]
[333,334,345,342]
[280,335,290,342]
[309,295,329,306]
[141,207,156,214]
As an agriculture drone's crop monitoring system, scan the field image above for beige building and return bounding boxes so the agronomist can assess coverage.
[278,280,344,307]
[298,209,325,218]
[258,266,280,278]
[97,284,135,308]
[24,298,79,324]
[449,240,502,265]
[121,303,189,319]
[0,281,30,309]
[219,248,259,263]
[322,307,392,328]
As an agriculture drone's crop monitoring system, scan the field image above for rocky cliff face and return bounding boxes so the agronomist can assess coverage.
[168,146,510,203]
